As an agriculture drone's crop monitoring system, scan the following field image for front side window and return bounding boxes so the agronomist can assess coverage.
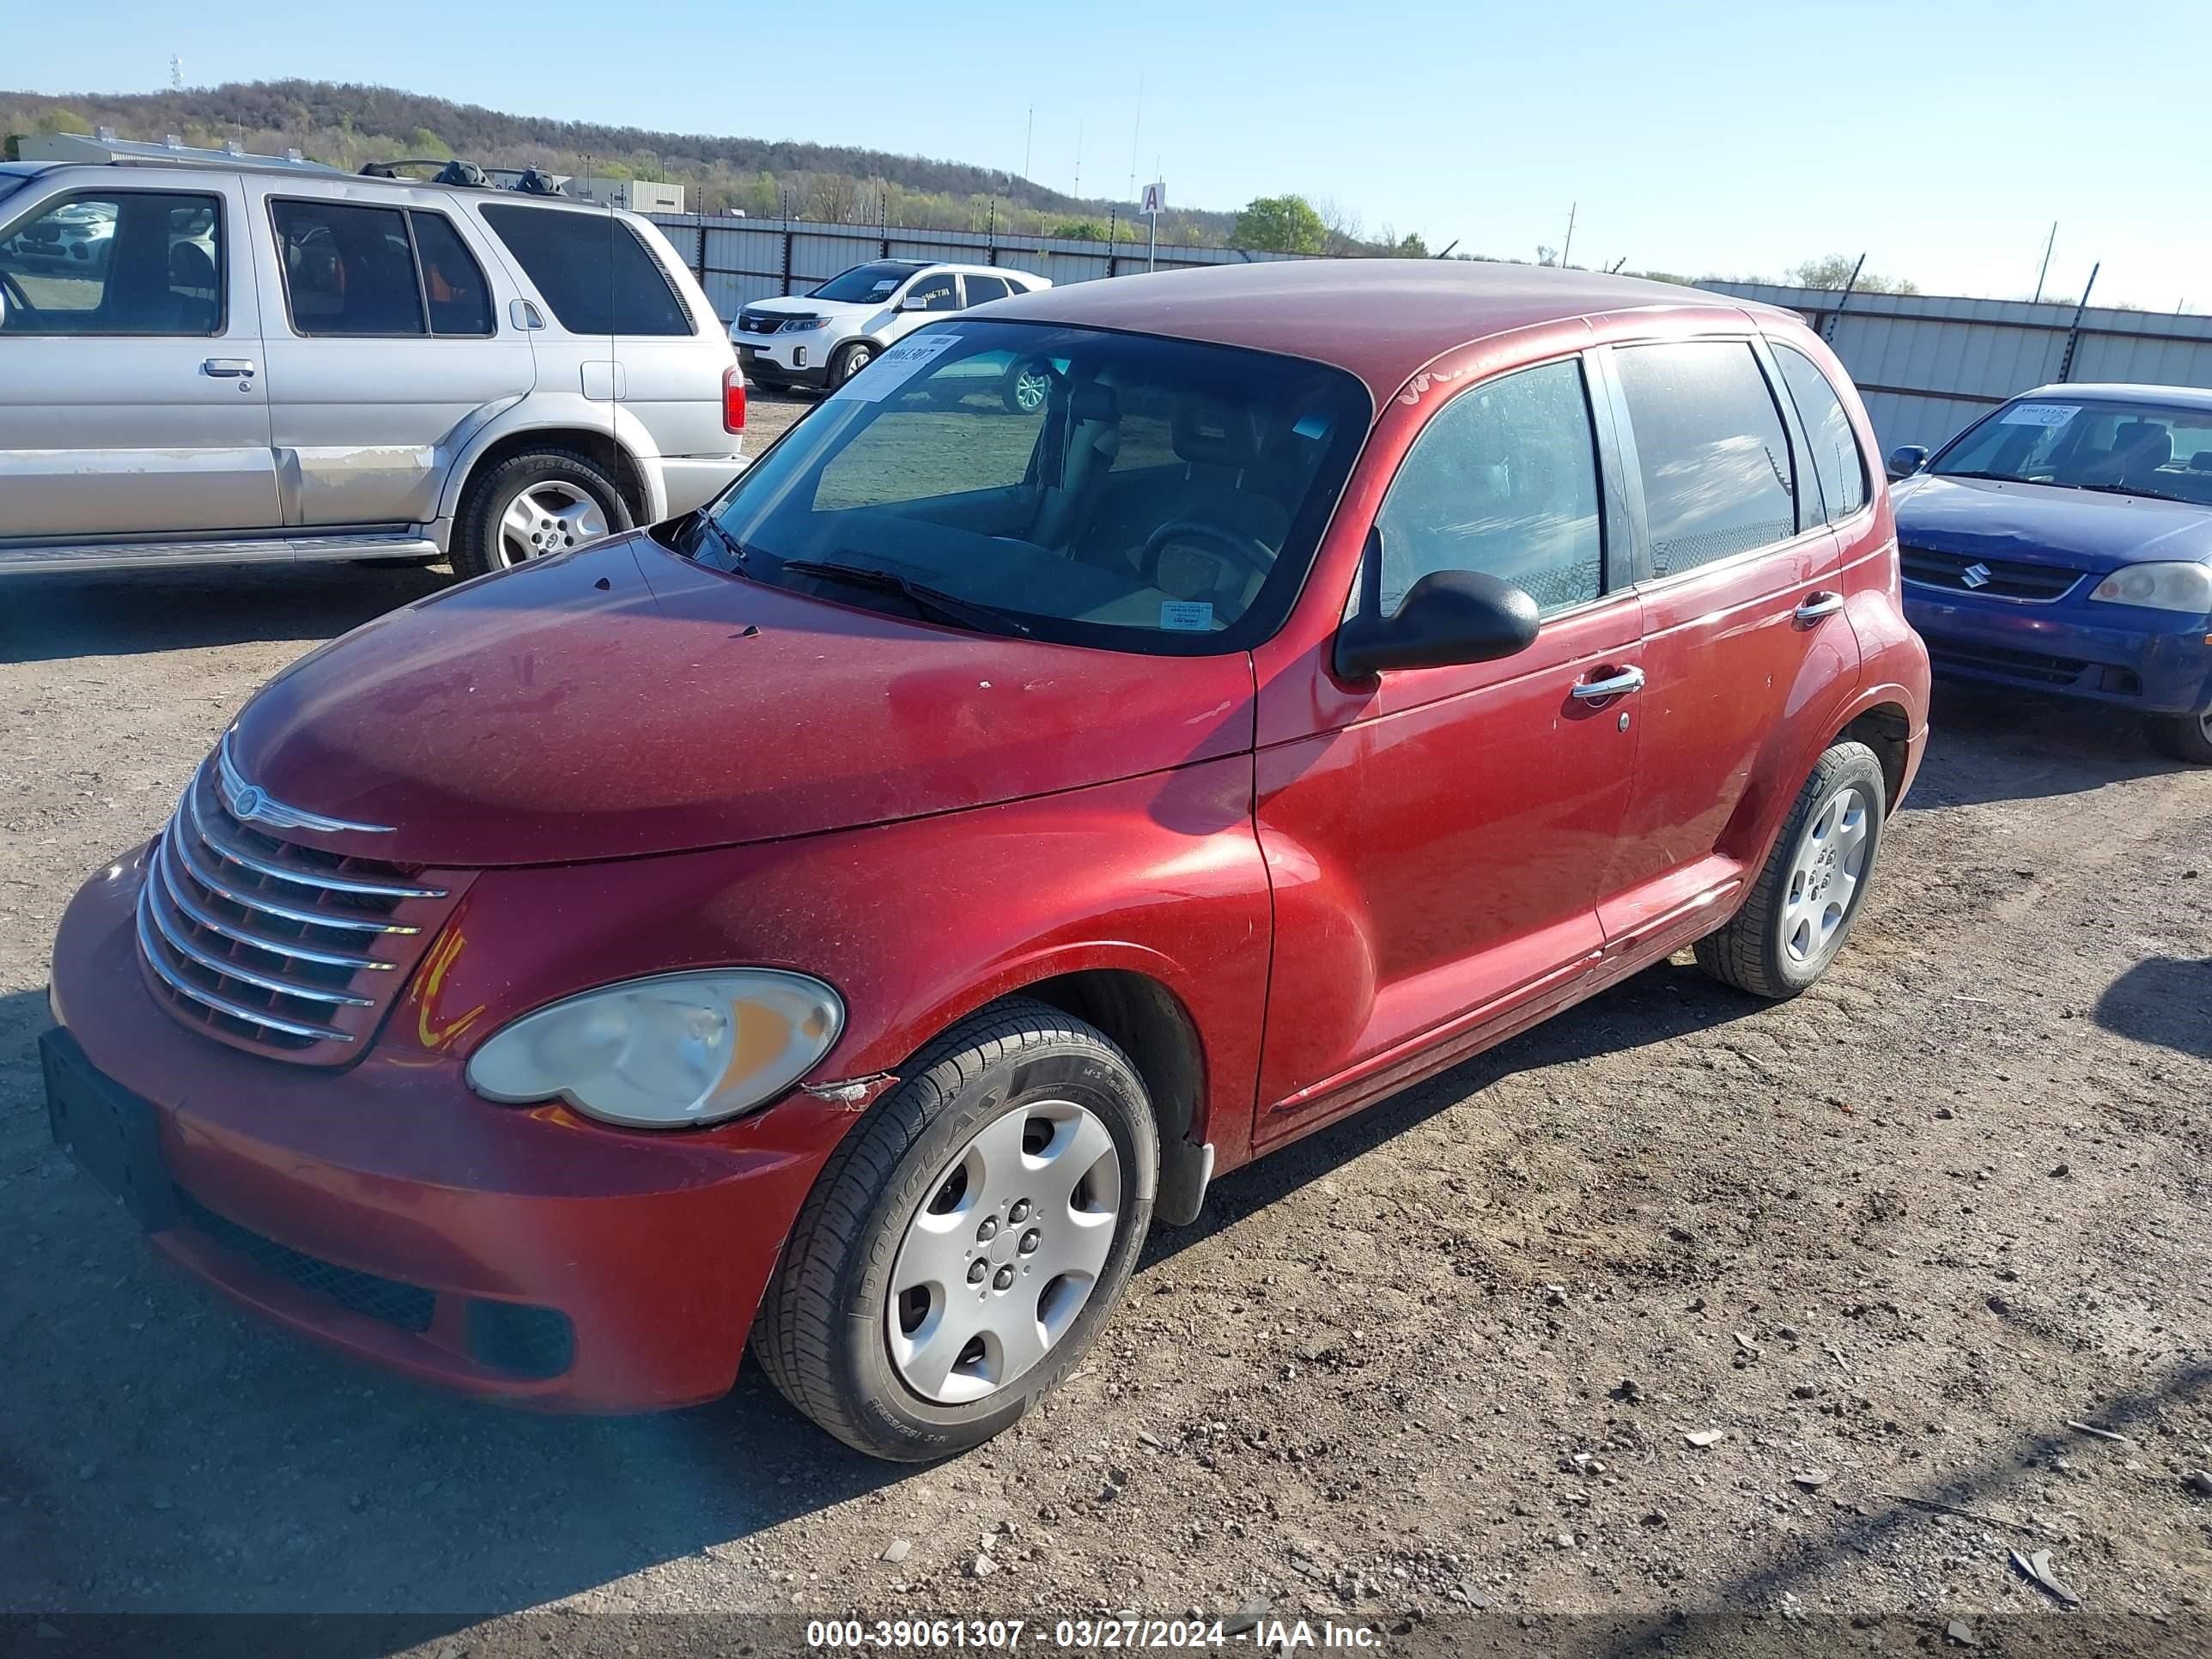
[904,270,960,312]
[478,204,691,337]
[1615,340,1797,578]
[1371,359,1605,617]
[1931,398,2212,506]
[0,191,222,337]
[272,201,425,335]
[1773,343,1869,522]
[694,321,1369,654]
[810,261,920,304]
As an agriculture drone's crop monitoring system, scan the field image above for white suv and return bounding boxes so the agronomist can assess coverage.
[732,259,1050,392]
[0,135,744,581]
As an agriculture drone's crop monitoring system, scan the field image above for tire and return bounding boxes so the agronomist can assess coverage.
[829,340,876,388]
[1694,740,1887,1000]
[451,449,631,581]
[753,999,1158,1462]
[2145,709,2212,764]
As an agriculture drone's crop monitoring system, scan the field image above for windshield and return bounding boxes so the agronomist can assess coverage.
[1933,398,2212,505]
[809,261,925,305]
[696,320,1370,654]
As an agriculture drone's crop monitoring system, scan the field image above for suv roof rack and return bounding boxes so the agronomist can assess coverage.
[11,128,347,176]
[359,158,491,188]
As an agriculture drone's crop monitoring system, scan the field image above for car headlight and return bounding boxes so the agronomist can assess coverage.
[782,315,834,331]
[2087,562,2212,614]
[465,969,843,1129]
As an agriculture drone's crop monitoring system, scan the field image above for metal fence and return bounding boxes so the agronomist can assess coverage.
[1705,283,2212,453]
[646,214,1303,325]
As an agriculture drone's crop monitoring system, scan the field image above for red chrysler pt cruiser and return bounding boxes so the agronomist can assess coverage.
[44,261,1928,1460]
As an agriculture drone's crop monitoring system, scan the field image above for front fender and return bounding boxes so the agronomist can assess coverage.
[398,759,1273,1166]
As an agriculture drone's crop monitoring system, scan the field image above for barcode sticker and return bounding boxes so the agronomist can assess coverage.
[831,332,963,403]
[1999,402,2077,427]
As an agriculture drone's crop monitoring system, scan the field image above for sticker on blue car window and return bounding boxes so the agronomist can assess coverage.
[2000,402,2077,427]
[831,332,962,403]
[1158,600,1215,631]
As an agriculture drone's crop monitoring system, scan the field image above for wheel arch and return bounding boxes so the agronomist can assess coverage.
[441,419,662,533]
[1836,699,1915,808]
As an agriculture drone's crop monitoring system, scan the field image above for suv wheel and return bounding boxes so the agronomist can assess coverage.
[753,1000,1158,1462]
[830,341,875,387]
[1694,740,1887,1000]
[453,450,632,580]
[2145,709,2212,764]
[1004,361,1053,415]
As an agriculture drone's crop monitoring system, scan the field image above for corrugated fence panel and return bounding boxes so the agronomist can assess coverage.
[1708,281,2212,452]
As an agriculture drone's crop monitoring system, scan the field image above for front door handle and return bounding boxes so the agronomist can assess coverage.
[1794,590,1846,625]
[201,358,257,377]
[1570,665,1646,702]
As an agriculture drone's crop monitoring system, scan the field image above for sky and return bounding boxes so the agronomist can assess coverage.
[9,0,2210,310]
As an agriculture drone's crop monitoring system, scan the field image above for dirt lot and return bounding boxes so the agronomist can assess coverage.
[3,407,2208,1651]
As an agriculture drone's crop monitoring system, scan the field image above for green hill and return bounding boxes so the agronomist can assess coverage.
[0,79,1241,246]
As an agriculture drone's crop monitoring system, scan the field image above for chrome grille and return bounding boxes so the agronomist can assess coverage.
[137,759,463,1062]
[1902,545,2083,601]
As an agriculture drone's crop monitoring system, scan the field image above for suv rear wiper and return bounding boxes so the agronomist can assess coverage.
[778,559,1032,636]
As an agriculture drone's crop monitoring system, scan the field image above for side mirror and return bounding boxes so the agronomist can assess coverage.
[1335,568,1540,679]
[1886,444,1929,480]
[900,292,933,312]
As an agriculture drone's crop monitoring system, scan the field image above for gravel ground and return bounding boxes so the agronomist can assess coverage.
[3,413,2209,1650]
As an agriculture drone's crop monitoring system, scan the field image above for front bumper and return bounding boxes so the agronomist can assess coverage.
[46,847,833,1412]
[733,334,835,386]
[1904,590,2212,716]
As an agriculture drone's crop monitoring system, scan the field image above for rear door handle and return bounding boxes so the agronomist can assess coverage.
[1794,591,1845,625]
[1570,666,1646,702]
[201,358,257,377]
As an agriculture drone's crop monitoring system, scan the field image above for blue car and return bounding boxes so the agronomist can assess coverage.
[1890,383,2212,762]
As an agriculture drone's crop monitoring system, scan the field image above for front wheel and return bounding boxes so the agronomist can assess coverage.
[1695,740,1887,1000]
[829,340,875,387]
[2145,709,2212,764]
[753,1000,1158,1462]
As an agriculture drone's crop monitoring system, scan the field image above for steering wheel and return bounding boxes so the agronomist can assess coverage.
[0,269,34,323]
[1136,519,1274,604]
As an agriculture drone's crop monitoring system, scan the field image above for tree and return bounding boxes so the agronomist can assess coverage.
[1233,194,1328,254]
[1786,253,1918,295]
[1050,217,1109,241]
[1394,231,1429,258]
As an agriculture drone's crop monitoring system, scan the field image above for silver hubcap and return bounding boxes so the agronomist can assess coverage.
[1014,368,1050,411]
[1781,784,1871,963]
[497,482,607,568]
[845,348,872,379]
[886,1100,1121,1405]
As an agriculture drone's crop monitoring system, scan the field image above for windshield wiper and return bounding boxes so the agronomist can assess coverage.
[1935,469,2033,484]
[778,559,1032,636]
[2077,482,2192,505]
[686,508,757,568]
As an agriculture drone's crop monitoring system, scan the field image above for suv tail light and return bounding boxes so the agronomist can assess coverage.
[722,366,747,434]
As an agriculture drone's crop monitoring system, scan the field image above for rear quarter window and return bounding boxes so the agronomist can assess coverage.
[1772,342,1869,522]
[479,204,692,337]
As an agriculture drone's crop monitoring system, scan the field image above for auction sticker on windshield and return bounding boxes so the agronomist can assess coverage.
[835,333,964,403]
[1999,402,2077,426]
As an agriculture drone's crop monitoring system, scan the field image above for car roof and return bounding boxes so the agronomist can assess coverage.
[986,258,1787,400]
[2014,382,2212,412]
[16,155,645,217]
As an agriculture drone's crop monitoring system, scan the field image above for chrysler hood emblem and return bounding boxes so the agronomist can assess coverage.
[216,732,394,836]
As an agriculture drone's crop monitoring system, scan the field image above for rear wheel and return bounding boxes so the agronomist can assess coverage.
[452,450,630,580]
[1695,741,1887,1000]
[2145,709,2212,764]
[753,1000,1157,1462]
[830,340,876,388]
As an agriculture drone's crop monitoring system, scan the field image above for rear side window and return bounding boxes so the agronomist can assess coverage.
[409,211,493,336]
[962,273,1012,306]
[0,191,222,337]
[1615,341,1797,577]
[1372,358,1605,617]
[1773,342,1869,521]
[272,201,425,335]
[479,204,691,337]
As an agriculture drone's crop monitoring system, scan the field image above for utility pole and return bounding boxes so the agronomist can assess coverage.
[2033,221,2058,304]
[1022,106,1033,183]
[1127,76,1144,202]
[1073,119,1083,197]
[1559,202,1577,270]
[169,54,183,91]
